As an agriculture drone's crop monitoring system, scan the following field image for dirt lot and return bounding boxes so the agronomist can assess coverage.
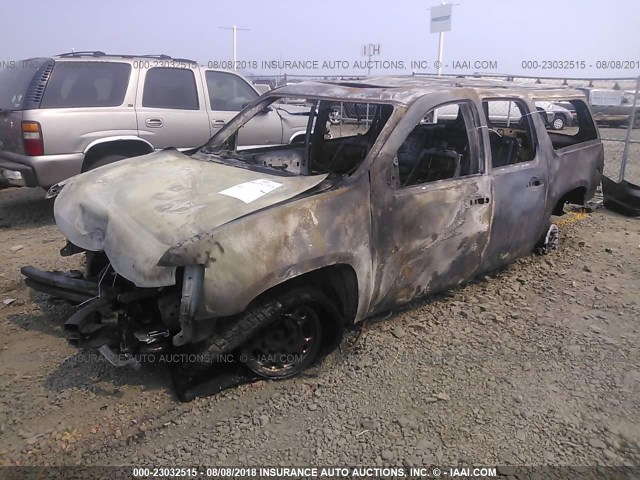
[0,181,639,468]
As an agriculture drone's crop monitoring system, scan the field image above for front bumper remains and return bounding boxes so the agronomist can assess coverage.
[21,266,101,303]
[21,264,262,402]
[21,265,120,348]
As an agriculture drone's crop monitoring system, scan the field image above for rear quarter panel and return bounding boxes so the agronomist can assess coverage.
[24,67,140,155]
[25,108,140,155]
[538,128,604,213]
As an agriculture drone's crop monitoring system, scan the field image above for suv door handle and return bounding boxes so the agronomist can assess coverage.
[467,197,490,206]
[145,118,163,128]
[527,177,543,188]
[212,120,225,128]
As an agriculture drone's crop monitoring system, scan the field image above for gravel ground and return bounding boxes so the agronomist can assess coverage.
[0,183,639,469]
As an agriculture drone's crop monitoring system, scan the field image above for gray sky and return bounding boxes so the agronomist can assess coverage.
[2,0,639,78]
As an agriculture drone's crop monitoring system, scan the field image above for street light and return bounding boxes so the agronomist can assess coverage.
[219,25,250,70]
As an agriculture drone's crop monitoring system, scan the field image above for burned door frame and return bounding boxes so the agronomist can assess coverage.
[534,97,604,217]
[367,90,492,313]
[480,95,549,271]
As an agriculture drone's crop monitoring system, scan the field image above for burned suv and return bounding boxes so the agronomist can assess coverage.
[23,77,603,398]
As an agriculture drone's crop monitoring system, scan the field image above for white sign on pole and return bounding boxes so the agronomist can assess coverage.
[430,4,453,33]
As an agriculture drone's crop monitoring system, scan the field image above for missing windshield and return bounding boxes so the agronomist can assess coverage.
[200,97,394,177]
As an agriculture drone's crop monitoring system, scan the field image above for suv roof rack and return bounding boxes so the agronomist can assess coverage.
[55,52,197,63]
[57,51,106,57]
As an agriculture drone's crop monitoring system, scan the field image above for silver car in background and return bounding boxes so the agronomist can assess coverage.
[431,100,573,130]
[0,52,309,188]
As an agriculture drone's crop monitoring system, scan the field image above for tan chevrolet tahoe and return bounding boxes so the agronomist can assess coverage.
[0,51,309,188]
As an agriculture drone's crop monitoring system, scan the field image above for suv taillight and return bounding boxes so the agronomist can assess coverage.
[22,121,44,156]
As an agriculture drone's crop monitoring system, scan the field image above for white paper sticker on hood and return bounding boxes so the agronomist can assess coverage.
[218,179,283,204]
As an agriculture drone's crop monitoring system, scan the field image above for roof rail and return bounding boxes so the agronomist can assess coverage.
[55,52,197,63]
[57,51,106,57]
[171,57,198,64]
[135,54,172,60]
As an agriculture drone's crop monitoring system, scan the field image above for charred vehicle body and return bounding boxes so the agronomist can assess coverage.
[22,77,604,397]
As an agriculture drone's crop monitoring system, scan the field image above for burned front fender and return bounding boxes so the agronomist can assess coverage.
[53,149,329,288]
[158,178,375,321]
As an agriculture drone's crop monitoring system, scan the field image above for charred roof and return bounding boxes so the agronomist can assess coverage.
[272,75,587,106]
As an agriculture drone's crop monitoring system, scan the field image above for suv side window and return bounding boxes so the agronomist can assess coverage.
[205,71,258,111]
[142,68,199,110]
[535,98,597,150]
[40,62,131,108]
[483,99,536,167]
[397,101,482,187]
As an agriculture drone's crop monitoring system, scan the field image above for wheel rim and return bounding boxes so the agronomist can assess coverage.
[242,303,321,378]
[553,118,564,129]
[542,224,559,254]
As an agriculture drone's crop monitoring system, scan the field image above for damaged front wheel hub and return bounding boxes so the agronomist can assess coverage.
[242,304,322,379]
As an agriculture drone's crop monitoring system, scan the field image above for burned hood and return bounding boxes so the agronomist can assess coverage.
[54,149,327,287]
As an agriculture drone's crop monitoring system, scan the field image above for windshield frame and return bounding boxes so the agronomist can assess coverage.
[199,94,399,181]
[202,95,284,152]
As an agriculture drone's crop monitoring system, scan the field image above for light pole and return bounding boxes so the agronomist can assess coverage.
[436,9,445,77]
[361,43,381,75]
[219,25,250,70]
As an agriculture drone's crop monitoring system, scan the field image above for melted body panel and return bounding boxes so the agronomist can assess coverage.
[54,149,327,287]
[373,175,492,310]
[167,178,375,319]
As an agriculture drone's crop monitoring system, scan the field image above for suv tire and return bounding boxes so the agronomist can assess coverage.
[240,287,338,379]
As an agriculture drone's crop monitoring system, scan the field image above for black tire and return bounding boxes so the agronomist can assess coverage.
[551,115,565,130]
[240,287,337,379]
[81,154,128,172]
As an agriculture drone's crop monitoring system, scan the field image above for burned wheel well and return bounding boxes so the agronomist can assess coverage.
[291,265,357,322]
[248,264,359,350]
[553,186,587,215]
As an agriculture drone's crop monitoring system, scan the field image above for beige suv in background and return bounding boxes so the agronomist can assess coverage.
[0,51,309,188]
